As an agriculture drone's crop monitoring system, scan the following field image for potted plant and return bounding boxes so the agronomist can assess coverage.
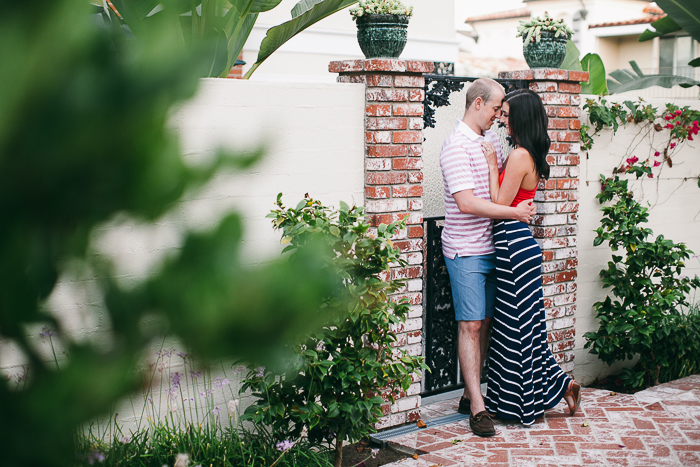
[517,12,574,69]
[350,0,414,59]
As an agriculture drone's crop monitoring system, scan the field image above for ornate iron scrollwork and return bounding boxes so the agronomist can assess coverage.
[423,77,465,129]
[423,218,461,395]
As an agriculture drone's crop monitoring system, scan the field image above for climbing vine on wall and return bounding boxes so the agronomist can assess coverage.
[580,98,700,187]
[583,97,700,388]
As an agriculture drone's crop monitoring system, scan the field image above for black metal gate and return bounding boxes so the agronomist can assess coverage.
[420,75,527,397]
[422,216,461,396]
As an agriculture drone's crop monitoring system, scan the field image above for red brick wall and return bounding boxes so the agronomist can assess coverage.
[330,59,433,429]
[499,69,588,373]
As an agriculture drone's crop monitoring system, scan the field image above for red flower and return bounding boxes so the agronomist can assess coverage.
[670,142,677,149]
[666,123,673,129]
[675,109,682,115]
[676,120,682,126]
[654,151,660,157]
[665,115,673,121]
[653,160,661,167]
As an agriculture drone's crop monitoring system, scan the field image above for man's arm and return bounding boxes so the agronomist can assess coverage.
[453,189,536,223]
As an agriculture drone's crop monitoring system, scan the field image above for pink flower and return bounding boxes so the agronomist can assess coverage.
[649,173,654,178]
[670,142,677,149]
[675,109,682,115]
[693,120,699,127]
[666,123,673,129]
[689,134,694,141]
[626,156,639,164]
[653,160,661,167]
[664,115,672,121]
[654,151,660,157]
[676,120,682,126]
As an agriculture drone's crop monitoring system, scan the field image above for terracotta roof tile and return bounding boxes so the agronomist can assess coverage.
[643,3,665,15]
[465,8,531,23]
[588,15,666,29]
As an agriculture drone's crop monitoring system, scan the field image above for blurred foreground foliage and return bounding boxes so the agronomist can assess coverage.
[0,1,338,465]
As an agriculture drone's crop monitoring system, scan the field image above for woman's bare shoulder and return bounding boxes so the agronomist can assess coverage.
[506,148,534,167]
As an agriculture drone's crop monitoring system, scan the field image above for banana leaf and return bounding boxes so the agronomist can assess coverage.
[640,0,700,67]
[639,15,682,41]
[607,61,700,94]
[561,40,583,72]
[110,0,160,36]
[232,0,285,13]
[243,0,358,78]
[291,0,326,17]
[652,0,700,43]
[581,53,608,95]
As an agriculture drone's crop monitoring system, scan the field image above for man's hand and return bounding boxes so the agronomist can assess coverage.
[480,142,498,169]
[514,199,537,223]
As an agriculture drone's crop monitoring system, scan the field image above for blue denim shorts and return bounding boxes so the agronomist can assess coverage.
[444,253,496,321]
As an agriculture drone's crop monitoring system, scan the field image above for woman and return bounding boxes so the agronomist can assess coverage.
[480,89,581,426]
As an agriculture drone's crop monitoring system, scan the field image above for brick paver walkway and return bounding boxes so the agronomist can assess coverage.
[383,375,700,467]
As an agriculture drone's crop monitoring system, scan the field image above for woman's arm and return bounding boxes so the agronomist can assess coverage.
[482,144,532,206]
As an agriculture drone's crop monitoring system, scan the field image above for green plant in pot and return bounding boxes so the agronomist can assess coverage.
[517,12,574,69]
[350,0,413,59]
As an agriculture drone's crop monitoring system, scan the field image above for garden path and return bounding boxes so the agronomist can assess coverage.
[382,374,700,467]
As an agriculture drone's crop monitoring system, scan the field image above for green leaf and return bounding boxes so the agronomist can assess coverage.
[233,0,285,14]
[639,15,683,41]
[649,0,700,47]
[244,0,358,78]
[581,53,608,95]
[291,0,325,17]
[607,61,700,94]
[561,40,583,71]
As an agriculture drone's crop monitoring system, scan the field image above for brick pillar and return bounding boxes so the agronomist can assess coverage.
[330,59,434,429]
[498,69,588,372]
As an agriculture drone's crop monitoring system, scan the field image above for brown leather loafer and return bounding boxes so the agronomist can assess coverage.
[469,410,496,437]
[457,396,470,415]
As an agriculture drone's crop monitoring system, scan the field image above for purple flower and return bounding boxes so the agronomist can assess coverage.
[119,435,131,444]
[87,450,105,464]
[171,372,182,389]
[214,377,229,388]
[40,326,55,338]
[190,370,203,379]
[231,365,246,375]
[211,406,221,418]
[255,366,265,378]
[276,440,294,452]
[177,352,189,361]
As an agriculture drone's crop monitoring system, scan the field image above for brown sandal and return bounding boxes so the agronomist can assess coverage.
[564,380,581,415]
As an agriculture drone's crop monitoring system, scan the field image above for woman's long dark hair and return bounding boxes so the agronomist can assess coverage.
[504,89,550,179]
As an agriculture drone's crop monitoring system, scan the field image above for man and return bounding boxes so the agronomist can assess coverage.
[439,78,536,437]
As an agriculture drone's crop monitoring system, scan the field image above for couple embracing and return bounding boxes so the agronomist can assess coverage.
[439,78,582,437]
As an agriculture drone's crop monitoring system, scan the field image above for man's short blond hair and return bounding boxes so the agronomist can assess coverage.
[465,78,504,110]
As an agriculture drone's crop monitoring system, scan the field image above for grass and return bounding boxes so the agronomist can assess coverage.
[74,347,334,467]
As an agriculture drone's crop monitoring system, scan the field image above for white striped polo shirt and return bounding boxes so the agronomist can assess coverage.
[439,120,504,259]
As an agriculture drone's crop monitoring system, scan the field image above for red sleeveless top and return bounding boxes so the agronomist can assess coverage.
[498,169,537,207]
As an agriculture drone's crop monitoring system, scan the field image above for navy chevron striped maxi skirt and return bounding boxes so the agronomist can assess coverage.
[484,220,570,426]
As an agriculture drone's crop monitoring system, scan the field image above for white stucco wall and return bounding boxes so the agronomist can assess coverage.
[1,78,367,431]
[243,0,458,82]
[574,96,700,384]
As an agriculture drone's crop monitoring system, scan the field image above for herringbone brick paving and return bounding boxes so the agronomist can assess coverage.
[383,375,700,467]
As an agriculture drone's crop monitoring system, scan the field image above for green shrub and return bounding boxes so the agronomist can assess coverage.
[242,195,428,467]
[584,170,700,387]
